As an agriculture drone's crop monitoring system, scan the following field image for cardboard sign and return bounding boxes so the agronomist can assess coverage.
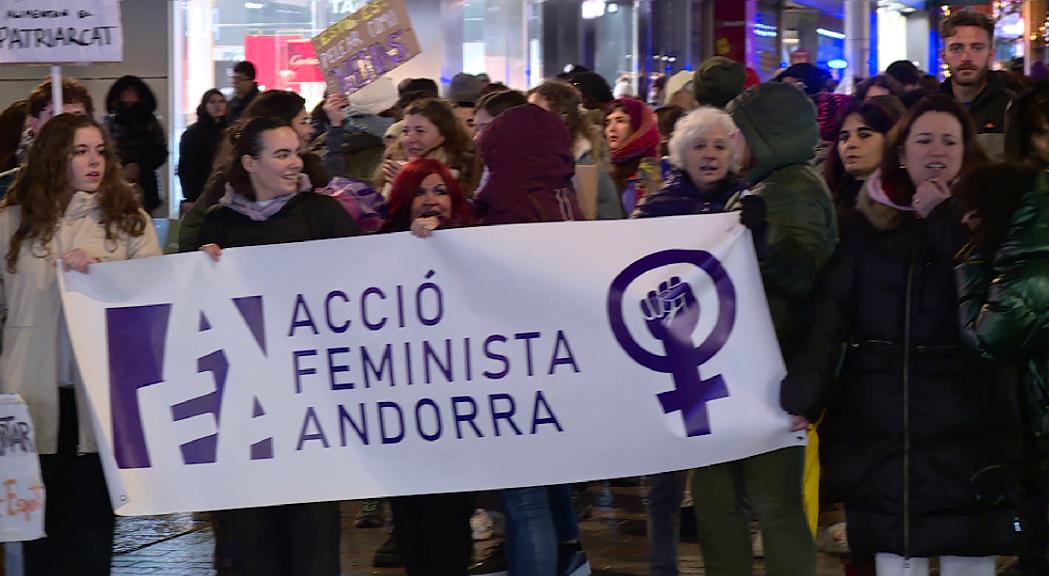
[0,0,122,64]
[311,0,421,97]
[0,395,45,542]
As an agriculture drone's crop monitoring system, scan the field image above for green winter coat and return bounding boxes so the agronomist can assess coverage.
[727,82,839,358]
[956,172,1049,475]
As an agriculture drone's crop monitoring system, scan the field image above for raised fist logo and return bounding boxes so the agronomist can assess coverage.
[640,276,699,348]
[608,250,736,437]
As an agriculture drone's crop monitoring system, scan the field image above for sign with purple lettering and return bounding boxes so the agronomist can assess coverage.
[59,214,802,515]
[311,0,420,98]
[0,0,122,63]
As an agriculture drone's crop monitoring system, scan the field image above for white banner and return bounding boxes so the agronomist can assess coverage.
[0,0,122,64]
[0,394,45,542]
[60,214,804,516]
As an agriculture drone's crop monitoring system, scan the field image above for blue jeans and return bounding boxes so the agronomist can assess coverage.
[644,471,689,576]
[503,485,578,576]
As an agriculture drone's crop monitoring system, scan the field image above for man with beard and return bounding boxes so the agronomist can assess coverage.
[939,10,1012,160]
[103,75,168,213]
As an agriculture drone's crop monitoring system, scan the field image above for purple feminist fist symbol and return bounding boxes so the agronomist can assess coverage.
[607,250,736,437]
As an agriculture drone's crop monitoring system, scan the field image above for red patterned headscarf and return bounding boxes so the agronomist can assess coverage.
[607,97,661,165]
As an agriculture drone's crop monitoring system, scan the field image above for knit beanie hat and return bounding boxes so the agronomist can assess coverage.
[694,57,746,109]
[349,77,398,115]
[815,93,853,143]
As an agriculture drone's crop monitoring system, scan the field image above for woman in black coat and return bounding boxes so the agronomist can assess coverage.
[198,116,358,576]
[103,75,168,213]
[178,89,227,208]
[785,94,1024,574]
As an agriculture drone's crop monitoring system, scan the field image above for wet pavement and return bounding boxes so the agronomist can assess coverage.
[105,482,851,575]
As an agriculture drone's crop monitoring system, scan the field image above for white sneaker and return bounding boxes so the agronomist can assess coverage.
[471,508,494,541]
[751,529,764,558]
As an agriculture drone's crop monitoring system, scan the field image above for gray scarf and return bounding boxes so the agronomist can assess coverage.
[218,174,311,221]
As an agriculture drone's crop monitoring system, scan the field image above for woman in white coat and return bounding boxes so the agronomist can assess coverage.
[0,113,161,576]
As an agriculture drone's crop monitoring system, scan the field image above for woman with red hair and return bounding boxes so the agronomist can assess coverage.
[380,158,474,576]
[383,158,473,235]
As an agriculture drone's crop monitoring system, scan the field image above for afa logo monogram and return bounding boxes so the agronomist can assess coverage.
[607,249,737,437]
[105,296,269,470]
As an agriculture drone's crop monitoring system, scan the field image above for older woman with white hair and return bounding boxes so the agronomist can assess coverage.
[631,106,752,576]
[633,106,745,218]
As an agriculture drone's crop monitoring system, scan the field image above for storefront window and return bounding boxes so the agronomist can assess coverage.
[170,0,544,205]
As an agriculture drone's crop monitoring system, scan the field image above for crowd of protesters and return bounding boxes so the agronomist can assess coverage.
[4,7,1049,576]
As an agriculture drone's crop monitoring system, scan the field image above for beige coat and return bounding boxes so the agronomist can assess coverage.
[0,192,161,454]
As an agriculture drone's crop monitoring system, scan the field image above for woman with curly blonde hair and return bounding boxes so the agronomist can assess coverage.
[0,113,161,576]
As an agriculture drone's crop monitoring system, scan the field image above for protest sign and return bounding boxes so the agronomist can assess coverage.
[0,0,122,64]
[0,395,44,542]
[60,215,803,516]
[311,0,420,97]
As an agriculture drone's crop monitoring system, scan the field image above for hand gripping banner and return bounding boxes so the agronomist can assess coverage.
[59,214,803,515]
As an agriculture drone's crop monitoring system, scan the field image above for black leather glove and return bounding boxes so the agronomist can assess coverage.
[739,194,768,259]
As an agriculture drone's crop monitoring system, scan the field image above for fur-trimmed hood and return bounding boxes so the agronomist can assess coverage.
[856,171,910,231]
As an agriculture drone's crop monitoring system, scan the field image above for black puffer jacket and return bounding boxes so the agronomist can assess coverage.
[786,185,1024,558]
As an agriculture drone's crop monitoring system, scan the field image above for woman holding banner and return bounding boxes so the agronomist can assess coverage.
[0,113,162,576]
[377,158,475,574]
[179,89,346,252]
[197,116,358,576]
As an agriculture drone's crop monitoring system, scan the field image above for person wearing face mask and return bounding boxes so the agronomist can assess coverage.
[197,117,358,576]
[0,114,162,576]
[939,10,1014,161]
[376,98,477,199]
[630,107,750,576]
[103,75,169,213]
[179,90,340,253]
[605,97,662,213]
[177,89,228,210]
[784,94,1024,576]
[824,101,900,224]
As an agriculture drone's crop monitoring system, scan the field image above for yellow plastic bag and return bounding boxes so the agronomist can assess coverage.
[803,425,820,536]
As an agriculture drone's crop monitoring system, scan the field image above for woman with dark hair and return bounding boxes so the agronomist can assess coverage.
[377,98,477,197]
[854,74,902,101]
[604,97,661,213]
[1004,82,1049,169]
[198,116,358,576]
[0,114,161,576]
[823,100,900,223]
[177,89,227,207]
[179,89,339,252]
[103,75,168,213]
[785,94,1023,575]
